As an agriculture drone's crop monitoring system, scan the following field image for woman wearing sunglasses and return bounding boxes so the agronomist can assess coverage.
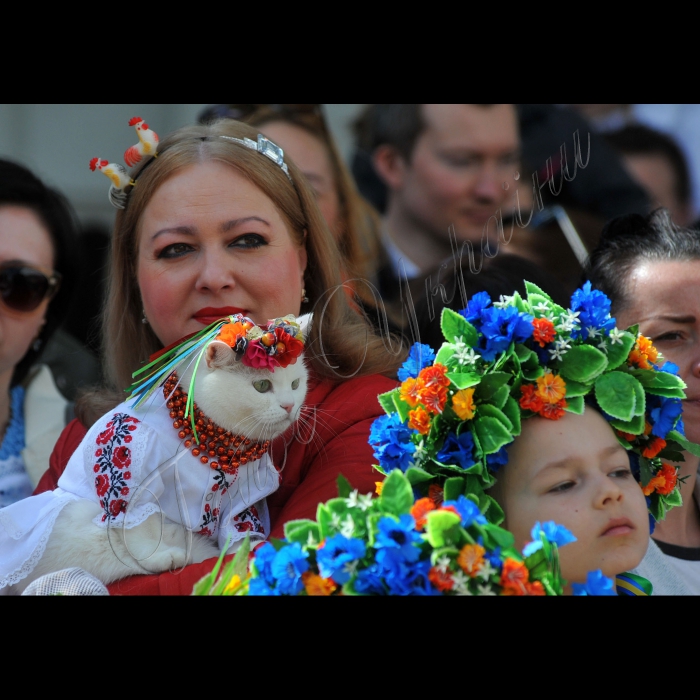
[0,159,78,506]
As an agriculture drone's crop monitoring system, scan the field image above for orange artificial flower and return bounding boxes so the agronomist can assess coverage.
[526,581,546,596]
[419,384,448,415]
[408,406,431,435]
[417,364,450,388]
[217,321,248,347]
[500,557,530,595]
[642,436,666,459]
[457,543,485,577]
[628,335,659,370]
[399,377,420,408]
[616,430,638,442]
[539,399,568,421]
[428,566,454,592]
[519,384,544,413]
[643,463,678,496]
[532,317,556,347]
[428,484,444,507]
[375,481,384,496]
[302,571,337,596]
[410,497,436,530]
[536,372,567,404]
[452,387,476,421]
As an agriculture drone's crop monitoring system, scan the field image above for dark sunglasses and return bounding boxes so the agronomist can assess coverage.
[0,263,61,314]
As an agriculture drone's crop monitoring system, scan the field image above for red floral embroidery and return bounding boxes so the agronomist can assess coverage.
[95,474,109,497]
[113,445,131,469]
[123,471,131,480]
[110,499,127,517]
[233,505,265,535]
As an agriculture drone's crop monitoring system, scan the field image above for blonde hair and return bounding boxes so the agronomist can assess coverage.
[78,120,404,425]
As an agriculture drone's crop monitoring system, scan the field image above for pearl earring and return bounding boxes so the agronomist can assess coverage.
[142,309,149,325]
[301,288,309,304]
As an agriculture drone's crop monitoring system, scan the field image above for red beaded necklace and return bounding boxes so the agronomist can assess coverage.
[164,373,270,475]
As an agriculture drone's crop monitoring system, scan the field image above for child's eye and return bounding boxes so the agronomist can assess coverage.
[548,481,575,494]
[158,243,193,259]
[291,379,300,390]
[230,234,266,250]
[253,379,272,393]
[610,467,632,479]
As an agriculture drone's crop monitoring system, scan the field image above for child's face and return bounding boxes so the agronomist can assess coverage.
[494,408,649,588]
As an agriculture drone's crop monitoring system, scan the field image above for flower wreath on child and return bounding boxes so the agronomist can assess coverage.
[193,281,700,596]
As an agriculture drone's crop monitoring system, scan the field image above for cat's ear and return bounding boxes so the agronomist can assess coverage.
[297,313,312,339]
[205,341,236,370]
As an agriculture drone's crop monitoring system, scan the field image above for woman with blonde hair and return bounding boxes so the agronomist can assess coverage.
[35,117,404,594]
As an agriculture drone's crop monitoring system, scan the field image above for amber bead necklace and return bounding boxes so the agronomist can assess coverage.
[163,373,270,475]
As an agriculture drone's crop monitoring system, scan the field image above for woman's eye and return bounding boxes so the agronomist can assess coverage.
[653,331,683,342]
[158,243,193,259]
[291,378,300,390]
[253,379,272,393]
[230,234,266,249]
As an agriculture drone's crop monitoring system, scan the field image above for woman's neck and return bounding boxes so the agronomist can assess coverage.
[0,368,13,442]
[652,453,700,549]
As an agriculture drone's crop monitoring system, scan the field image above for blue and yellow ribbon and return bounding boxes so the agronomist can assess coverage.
[616,572,653,596]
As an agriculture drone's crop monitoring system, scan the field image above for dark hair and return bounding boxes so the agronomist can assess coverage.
[0,159,80,387]
[586,208,700,313]
[605,125,692,207]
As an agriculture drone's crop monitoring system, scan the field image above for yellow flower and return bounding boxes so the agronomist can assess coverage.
[535,372,566,404]
[452,388,476,420]
[458,544,485,577]
[375,481,384,496]
[223,574,242,594]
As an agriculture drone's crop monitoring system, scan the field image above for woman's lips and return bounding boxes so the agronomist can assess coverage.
[601,518,635,537]
[193,306,247,325]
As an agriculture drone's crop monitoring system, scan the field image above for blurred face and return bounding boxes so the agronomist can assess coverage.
[137,161,307,347]
[622,153,691,227]
[617,260,700,445]
[0,206,54,381]
[394,104,520,244]
[495,409,649,588]
[257,120,342,240]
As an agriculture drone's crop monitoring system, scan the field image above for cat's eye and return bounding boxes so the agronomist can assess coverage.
[253,379,272,393]
[292,379,300,390]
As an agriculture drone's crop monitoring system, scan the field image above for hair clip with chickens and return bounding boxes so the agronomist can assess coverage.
[89,116,160,209]
[219,134,292,181]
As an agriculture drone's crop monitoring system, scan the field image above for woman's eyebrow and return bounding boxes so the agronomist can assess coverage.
[221,217,270,232]
[641,313,695,324]
[151,225,196,241]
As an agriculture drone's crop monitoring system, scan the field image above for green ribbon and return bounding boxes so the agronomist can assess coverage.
[616,572,653,596]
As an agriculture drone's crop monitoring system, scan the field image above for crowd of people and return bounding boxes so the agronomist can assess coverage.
[1,103,699,595]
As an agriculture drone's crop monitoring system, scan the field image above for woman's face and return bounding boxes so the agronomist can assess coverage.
[617,259,700,445]
[0,206,54,380]
[137,161,308,347]
[257,121,343,240]
[494,409,649,588]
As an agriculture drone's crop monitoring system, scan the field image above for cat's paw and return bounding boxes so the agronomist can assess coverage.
[141,546,188,573]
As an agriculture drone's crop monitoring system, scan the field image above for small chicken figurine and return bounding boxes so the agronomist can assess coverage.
[89,157,134,209]
[124,116,159,167]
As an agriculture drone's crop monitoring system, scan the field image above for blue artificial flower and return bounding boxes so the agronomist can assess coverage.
[523,521,576,556]
[380,559,439,596]
[460,291,492,326]
[248,577,282,596]
[369,413,417,473]
[271,542,309,595]
[478,306,534,361]
[316,534,366,584]
[374,514,423,569]
[485,546,503,570]
[353,563,387,595]
[648,395,683,439]
[571,569,616,596]
[486,446,509,472]
[442,495,487,528]
[436,431,476,469]
[398,343,436,382]
[658,360,680,375]
[570,281,616,339]
[252,542,277,586]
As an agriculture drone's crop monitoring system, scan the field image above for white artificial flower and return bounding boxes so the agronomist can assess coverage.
[413,440,428,461]
[609,328,625,345]
[556,311,580,333]
[454,346,481,367]
[330,512,342,530]
[585,326,601,339]
[493,294,515,309]
[340,515,355,538]
[343,560,360,577]
[477,561,498,581]
[306,531,317,547]
[548,346,566,361]
[598,339,608,352]
[476,583,497,596]
[451,570,472,596]
[533,302,551,315]
[435,556,452,574]
[358,493,374,511]
[345,490,360,508]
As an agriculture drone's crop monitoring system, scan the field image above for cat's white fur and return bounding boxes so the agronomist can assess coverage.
[8,317,310,594]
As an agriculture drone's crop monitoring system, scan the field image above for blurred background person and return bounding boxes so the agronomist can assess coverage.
[604,124,693,227]
[0,159,80,503]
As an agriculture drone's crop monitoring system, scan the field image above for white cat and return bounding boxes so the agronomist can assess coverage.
[0,317,309,594]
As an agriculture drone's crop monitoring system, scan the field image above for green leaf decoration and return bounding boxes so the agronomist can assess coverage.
[502,397,522,436]
[663,489,683,508]
[435,342,454,366]
[594,372,640,422]
[444,477,466,502]
[211,535,251,595]
[632,377,646,417]
[559,345,608,383]
[514,343,536,362]
[379,469,414,516]
[477,403,513,433]
[446,372,481,390]
[565,395,584,414]
[475,372,511,402]
[649,495,664,523]
[441,307,478,346]
[393,392,410,423]
[491,385,510,410]
[524,281,553,302]
[564,379,591,398]
[316,503,333,538]
[474,416,513,455]
[522,364,544,381]
[405,466,434,485]
[336,474,353,499]
[639,457,653,488]
[604,331,636,370]
[378,389,399,415]
[284,519,321,545]
[425,509,462,548]
[668,430,700,458]
[485,523,515,549]
[483,497,505,526]
[610,412,646,435]
[629,369,687,399]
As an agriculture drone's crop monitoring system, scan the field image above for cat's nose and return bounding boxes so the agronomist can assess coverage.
[280,403,294,415]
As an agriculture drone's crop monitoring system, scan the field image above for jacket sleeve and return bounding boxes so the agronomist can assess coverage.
[34,419,87,495]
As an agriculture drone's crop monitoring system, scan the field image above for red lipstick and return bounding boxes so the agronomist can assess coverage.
[193,306,247,325]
